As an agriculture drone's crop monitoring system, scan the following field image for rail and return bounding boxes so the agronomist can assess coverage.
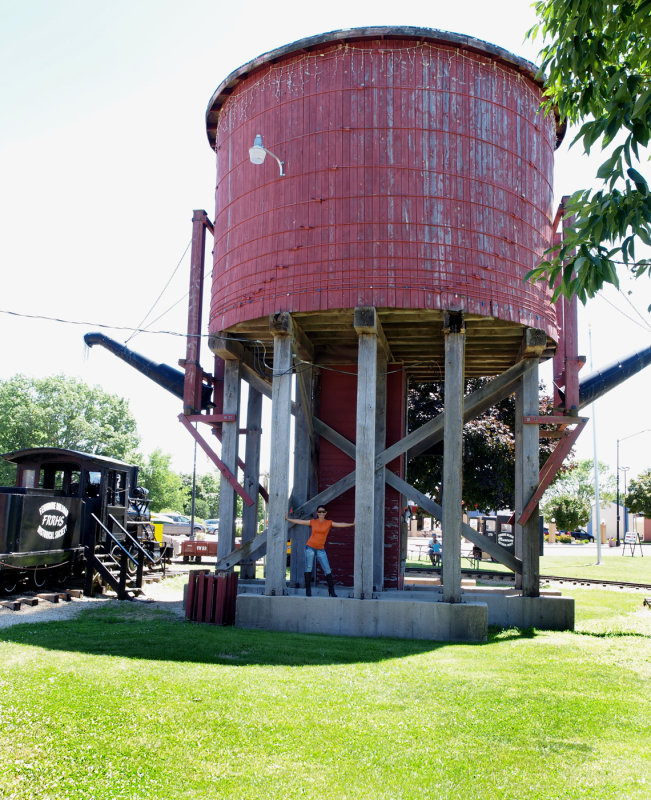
[404,566,651,592]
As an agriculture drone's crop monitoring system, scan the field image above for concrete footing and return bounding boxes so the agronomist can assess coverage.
[480,593,574,630]
[230,585,574,642]
[236,594,488,642]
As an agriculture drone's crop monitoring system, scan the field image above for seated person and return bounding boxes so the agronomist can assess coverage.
[428,533,442,566]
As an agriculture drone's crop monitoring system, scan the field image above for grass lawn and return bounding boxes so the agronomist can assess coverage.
[1,579,649,799]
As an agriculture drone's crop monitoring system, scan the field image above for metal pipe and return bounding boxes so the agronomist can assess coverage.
[578,344,651,409]
[84,332,213,410]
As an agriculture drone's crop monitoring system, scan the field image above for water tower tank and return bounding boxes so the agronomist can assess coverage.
[205,27,563,590]
[206,27,563,377]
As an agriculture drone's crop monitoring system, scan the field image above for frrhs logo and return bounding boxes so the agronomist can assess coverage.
[37,501,69,540]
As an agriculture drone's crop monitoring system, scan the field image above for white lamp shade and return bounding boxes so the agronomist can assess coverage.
[249,145,267,165]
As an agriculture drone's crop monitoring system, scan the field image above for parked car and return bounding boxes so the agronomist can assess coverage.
[569,528,594,542]
[151,512,205,536]
[204,519,219,535]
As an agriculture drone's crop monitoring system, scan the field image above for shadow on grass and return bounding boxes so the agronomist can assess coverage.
[0,602,540,665]
[572,629,650,639]
[486,626,537,643]
[0,602,448,666]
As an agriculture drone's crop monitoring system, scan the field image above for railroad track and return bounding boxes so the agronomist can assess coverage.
[539,575,651,591]
[0,563,190,612]
[4,566,649,614]
[405,567,651,592]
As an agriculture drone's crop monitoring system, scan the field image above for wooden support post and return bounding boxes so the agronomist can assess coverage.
[515,359,540,596]
[374,351,387,592]
[354,307,378,599]
[265,313,293,596]
[442,311,465,604]
[289,364,314,586]
[217,360,240,560]
[241,386,262,579]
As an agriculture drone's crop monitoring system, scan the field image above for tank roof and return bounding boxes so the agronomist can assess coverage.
[205,25,564,148]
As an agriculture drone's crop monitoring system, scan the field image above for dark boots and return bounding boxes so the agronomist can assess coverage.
[305,572,337,597]
[326,573,337,598]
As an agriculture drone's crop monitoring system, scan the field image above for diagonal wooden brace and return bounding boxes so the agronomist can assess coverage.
[310,417,521,573]
[384,470,521,573]
[517,417,587,526]
[178,414,255,506]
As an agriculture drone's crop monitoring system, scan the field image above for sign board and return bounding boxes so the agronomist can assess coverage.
[622,531,643,557]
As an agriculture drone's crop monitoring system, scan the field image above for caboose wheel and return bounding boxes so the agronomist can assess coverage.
[53,564,71,586]
[28,570,48,590]
[0,571,21,596]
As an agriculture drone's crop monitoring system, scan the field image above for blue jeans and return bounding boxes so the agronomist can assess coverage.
[304,545,331,575]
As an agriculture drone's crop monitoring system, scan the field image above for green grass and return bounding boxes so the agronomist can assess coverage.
[1,579,650,800]
[540,553,651,583]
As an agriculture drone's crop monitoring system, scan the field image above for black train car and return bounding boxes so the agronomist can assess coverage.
[0,448,154,595]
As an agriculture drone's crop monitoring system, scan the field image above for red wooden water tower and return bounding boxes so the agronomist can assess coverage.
[193,27,570,634]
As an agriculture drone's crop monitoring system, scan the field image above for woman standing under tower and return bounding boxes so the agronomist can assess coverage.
[286,506,355,597]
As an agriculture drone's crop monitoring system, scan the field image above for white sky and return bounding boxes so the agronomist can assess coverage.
[1,0,650,483]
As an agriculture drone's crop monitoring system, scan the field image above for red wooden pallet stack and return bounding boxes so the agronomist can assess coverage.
[185,570,238,624]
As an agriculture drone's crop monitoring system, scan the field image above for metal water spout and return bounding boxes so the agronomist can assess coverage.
[578,344,651,409]
[84,332,214,410]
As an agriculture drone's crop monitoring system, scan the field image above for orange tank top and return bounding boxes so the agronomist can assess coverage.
[306,518,333,550]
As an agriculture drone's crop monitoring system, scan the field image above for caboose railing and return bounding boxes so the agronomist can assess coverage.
[84,514,151,600]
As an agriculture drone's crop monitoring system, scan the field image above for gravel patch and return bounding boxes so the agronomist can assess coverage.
[0,579,185,630]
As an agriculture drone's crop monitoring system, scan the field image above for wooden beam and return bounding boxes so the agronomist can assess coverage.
[354,308,378,599]
[209,332,245,361]
[384,471,521,572]
[215,529,267,572]
[265,313,293,596]
[352,306,393,362]
[240,387,262,579]
[289,364,314,587]
[217,359,240,560]
[515,360,541,596]
[209,332,302,417]
[390,357,532,464]
[313,418,355,459]
[374,351,387,591]
[290,315,314,363]
[442,311,464,603]
[518,327,548,359]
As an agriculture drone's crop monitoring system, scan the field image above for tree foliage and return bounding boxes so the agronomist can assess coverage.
[407,379,556,512]
[625,468,651,516]
[527,0,651,306]
[138,449,186,513]
[179,472,221,520]
[542,493,592,531]
[542,457,616,505]
[0,374,140,485]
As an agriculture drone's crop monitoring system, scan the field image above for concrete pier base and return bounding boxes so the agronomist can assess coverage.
[228,582,575,642]
[480,593,574,630]
[235,594,488,642]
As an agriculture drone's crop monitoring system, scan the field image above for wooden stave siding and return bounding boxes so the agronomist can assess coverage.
[209,37,557,340]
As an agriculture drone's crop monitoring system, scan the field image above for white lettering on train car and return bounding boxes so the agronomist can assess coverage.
[37,501,69,540]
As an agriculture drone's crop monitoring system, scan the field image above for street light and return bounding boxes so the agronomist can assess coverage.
[616,428,651,545]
